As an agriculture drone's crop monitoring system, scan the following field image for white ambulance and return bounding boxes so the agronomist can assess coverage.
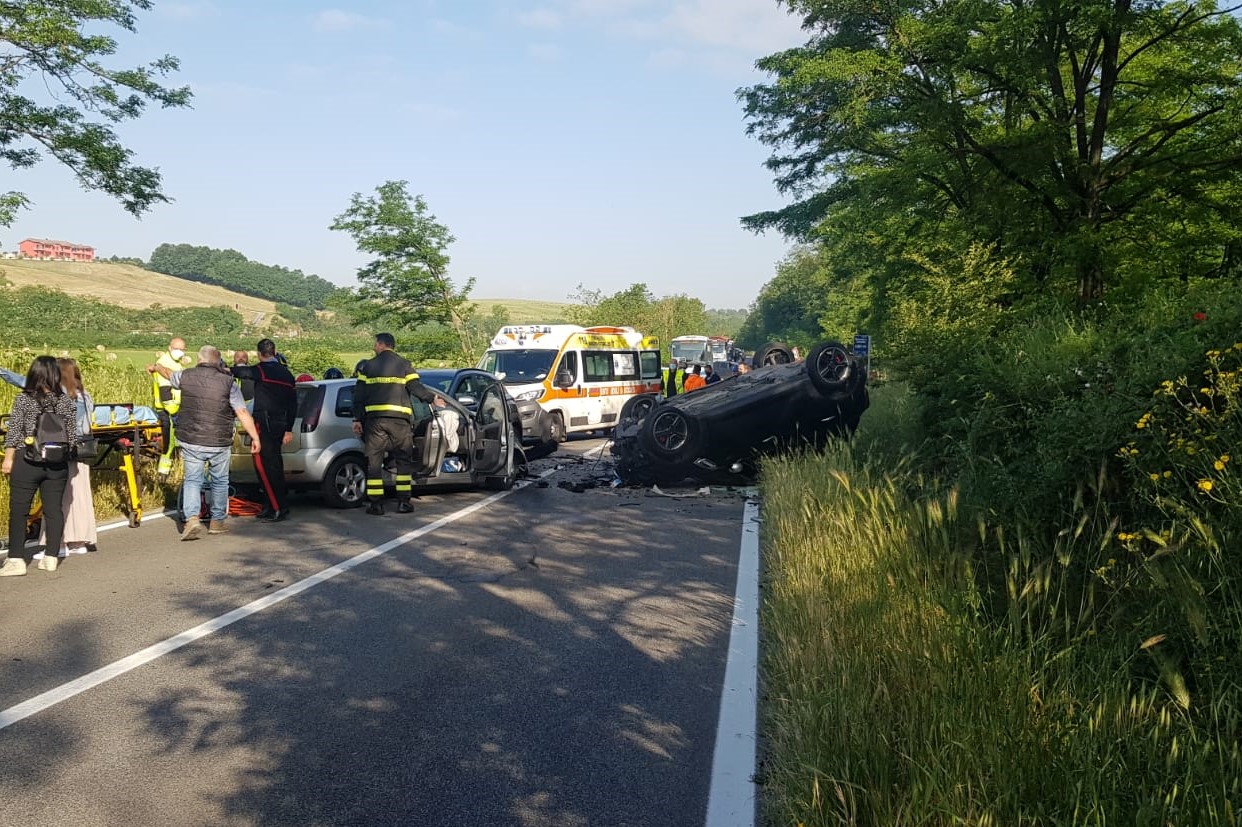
[477,324,663,440]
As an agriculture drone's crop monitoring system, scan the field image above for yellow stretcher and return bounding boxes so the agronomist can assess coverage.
[1,403,165,539]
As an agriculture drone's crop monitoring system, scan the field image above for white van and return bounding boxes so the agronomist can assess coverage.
[477,324,662,440]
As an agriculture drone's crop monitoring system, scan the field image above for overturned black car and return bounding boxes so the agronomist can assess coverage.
[610,341,869,485]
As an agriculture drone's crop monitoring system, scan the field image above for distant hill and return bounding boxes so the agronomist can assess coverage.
[0,259,571,327]
[0,259,279,325]
[471,298,572,324]
[146,243,339,308]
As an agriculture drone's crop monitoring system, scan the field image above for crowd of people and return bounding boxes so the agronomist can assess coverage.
[1,356,94,575]
[662,358,750,398]
[0,331,445,577]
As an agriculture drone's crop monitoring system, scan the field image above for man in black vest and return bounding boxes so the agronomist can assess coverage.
[232,338,298,521]
[352,332,443,515]
[149,345,261,540]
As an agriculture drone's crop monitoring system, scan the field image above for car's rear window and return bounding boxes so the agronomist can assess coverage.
[295,384,328,432]
[333,386,354,418]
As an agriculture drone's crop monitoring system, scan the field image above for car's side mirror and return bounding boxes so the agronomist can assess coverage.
[456,394,477,407]
[554,371,574,388]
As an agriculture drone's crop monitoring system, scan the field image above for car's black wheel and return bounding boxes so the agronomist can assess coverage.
[322,453,367,508]
[619,393,661,428]
[549,411,567,443]
[639,407,700,463]
[752,342,794,368]
[807,341,854,393]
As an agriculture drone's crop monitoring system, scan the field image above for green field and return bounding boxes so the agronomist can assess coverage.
[0,259,570,323]
[470,297,573,323]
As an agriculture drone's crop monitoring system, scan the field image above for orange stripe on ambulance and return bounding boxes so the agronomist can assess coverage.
[476,324,662,438]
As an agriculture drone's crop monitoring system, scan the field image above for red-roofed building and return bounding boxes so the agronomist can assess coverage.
[18,238,95,262]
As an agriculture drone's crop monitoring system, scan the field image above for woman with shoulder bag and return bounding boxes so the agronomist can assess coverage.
[37,358,98,558]
[1,356,79,576]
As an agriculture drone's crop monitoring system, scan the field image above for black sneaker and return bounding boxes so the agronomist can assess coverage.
[366,502,384,516]
[397,501,414,514]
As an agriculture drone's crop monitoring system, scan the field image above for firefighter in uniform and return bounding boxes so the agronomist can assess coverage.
[352,333,442,515]
[152,336,186,475]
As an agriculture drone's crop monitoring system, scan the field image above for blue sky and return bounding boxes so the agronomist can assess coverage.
[4,0,807,309]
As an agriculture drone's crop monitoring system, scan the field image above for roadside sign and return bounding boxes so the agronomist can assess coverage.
[853,334,871,358]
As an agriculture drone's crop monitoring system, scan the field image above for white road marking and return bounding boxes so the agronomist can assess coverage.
[0,472,557,732]
[705,497,760,827]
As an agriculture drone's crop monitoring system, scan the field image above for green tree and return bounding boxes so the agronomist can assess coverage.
[147,243,339,307]
[736,248,835,350]
[647,294,709,352]
[0,1,191,226]
[590,283,656,328]
[565,283,709,351]
[330,181,477,360]
[563,283,603,326]
[704,308,748,339]
[740,0,1242,302]
[468,305,511,359]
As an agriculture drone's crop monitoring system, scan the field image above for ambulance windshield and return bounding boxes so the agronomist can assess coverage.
[479,349,557,384]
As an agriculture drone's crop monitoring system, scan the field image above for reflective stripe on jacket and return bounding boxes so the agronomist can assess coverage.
[152,351,183,413]
[353,350,437,420]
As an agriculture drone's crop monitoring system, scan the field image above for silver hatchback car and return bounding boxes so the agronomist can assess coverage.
[230,377,522,507]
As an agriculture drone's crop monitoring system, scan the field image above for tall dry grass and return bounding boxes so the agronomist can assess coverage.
[758,429,1240,824]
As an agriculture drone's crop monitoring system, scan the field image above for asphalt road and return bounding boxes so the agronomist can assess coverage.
[0,438,755,827]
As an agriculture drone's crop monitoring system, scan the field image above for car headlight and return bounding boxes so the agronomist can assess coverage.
[514,389,543,402]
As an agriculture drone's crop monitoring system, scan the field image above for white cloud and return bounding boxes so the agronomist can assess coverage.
[646,48,690,69]
[547,0,804,54]
[517,8,564,29]
[406,102,464,129]
[284,62,326,81]
[191,81,277,108]
[664,0,805,53]
[311,9,386,32]
[527,42,563,61]
[429,17,485,40]
[567,0,661,14]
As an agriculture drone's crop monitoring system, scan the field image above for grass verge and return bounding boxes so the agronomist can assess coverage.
[757,388,1241,825]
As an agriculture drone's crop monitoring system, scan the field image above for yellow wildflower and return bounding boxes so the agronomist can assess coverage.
[1197,479,1214,493]
[1149,473,1160,482]
[1163,470,1172,478]
[1215,461,1225,472]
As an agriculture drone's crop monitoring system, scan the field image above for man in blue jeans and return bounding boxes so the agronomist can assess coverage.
[149,345,261,540]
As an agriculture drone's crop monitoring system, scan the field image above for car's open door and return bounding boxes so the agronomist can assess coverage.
[472,385,508,474]
[411,395,448,476]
